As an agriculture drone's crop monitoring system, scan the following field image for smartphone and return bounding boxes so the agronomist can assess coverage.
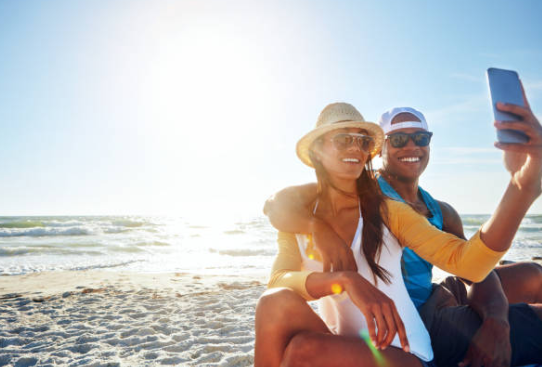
[486,67,528,144]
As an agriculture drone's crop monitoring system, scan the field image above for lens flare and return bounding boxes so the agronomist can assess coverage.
[331,283,342,294]
[359,329,388,366]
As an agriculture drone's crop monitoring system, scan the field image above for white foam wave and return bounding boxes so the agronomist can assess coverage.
[0,227,97,237]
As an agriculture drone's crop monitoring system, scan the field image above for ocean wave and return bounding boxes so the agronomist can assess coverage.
[0,227,96,237]
[103,227,131,234]
[210,248,273,257]
[0,247,103,257]
[110,219,148,228]
[134,241,171,247]
[69,259,144,271]
[223,230,245,235]
[460,216,489,226]
[0,220,45,229]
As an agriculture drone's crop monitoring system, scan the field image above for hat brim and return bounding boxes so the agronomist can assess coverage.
[296,121,384,167]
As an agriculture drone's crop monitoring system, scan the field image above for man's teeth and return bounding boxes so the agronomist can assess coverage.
[342,158,360,163]
[400,157,420,162]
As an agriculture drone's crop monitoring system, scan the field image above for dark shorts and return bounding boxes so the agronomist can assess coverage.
[419,359,438,367]
[419,277,542,367]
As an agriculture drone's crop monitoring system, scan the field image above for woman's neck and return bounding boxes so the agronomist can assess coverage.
[318,184,358,217]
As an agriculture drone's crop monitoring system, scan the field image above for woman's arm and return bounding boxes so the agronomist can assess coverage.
[268,231,409,351]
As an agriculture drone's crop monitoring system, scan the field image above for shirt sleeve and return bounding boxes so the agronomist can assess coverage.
[384,199,506,283]
[267,231,315,300]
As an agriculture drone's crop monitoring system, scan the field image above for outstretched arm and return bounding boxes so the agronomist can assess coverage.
[264,184,357,271]
[480,83,542,252]
[439,201,511,367]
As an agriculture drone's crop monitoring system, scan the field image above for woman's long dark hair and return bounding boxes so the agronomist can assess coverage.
[309,141,391,285]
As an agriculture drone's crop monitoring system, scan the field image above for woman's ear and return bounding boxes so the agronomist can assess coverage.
[311,146,322,162]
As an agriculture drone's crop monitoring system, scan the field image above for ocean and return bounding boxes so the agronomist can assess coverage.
[0,215,541,276]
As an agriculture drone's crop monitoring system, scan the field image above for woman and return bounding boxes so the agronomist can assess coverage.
[255,102,542,367]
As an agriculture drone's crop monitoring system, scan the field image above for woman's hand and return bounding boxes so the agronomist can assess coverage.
[342,271,409,352]
[312,219,358,272]
[494,81,542,196]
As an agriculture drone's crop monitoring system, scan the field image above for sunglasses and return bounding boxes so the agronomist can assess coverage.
[386,131,433,148]
[329,133,375,153]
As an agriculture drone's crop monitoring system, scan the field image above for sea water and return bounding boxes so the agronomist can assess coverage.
[0,215,541,276]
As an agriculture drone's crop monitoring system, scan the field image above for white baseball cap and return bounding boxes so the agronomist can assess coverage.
[378,107,429,134]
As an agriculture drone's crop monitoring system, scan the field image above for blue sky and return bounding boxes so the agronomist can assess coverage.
[0,0,541,217]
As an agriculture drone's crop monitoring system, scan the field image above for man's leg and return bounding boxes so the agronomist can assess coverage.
[420,281,542,367]
[495,262,542,303]
[507,303,542,366]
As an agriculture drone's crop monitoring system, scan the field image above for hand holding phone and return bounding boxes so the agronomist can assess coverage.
[487,68,529,144]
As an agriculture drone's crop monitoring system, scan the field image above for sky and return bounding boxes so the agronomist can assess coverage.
[1,0,542,218]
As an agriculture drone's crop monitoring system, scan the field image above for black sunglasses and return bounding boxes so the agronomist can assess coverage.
[386,131,433,148]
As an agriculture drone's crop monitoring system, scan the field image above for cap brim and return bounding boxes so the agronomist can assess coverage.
[296,121,384,167]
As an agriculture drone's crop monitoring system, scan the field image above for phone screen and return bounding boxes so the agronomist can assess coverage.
[486,68,528,143]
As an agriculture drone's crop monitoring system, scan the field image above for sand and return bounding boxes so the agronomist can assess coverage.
[0,271,267,367]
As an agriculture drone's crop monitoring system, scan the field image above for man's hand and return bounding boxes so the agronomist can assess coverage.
[458,317,511,367]
[312,219,357,272]
[494,81,542,196]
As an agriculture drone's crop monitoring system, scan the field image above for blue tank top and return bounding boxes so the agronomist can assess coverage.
[378,176,443,309]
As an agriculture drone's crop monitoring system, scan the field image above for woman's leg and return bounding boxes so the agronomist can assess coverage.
[255,288,330,367]
[254,288,423,367]
[495,262,542,303]
[282,331,424,367]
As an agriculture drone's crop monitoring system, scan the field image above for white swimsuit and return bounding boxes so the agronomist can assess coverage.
[295,203,433,361]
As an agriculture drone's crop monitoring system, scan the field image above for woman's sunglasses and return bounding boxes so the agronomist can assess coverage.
[330,133,375,153]
[386,131,433,148]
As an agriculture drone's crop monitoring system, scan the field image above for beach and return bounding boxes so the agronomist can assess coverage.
[0,271,266,366]
[1,215,541,366]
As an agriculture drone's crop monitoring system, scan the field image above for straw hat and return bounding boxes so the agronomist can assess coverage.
[296,102,384,167]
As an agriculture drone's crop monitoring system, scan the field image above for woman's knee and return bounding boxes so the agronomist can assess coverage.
[256,288,307,328]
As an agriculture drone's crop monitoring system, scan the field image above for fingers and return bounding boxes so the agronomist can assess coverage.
[365,310,378,348]
[520,79,532,109]
[391,303,409,352]
[496,101,531,120]
[322,256,331,273]
[494,141,542,154]
[494,120,532,133]
[372,307,387,349]
[380,303,396,350]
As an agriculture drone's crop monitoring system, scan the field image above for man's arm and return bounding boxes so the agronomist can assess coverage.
[264,183,357,272]
[439,200,511,367]
[263,183,318,234]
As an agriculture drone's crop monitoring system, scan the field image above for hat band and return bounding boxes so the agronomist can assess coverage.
[384,120,428,134]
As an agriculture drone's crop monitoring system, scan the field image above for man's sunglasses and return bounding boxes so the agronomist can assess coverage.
[386,131,433,148]
[330,133,375,153]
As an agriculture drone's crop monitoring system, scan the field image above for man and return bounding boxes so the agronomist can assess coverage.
[264,106,542,367]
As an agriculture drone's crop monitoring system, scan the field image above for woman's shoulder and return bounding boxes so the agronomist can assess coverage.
[277,231,299,244]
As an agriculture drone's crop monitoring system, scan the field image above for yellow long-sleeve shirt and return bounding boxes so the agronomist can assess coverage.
[268,199,506,300]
